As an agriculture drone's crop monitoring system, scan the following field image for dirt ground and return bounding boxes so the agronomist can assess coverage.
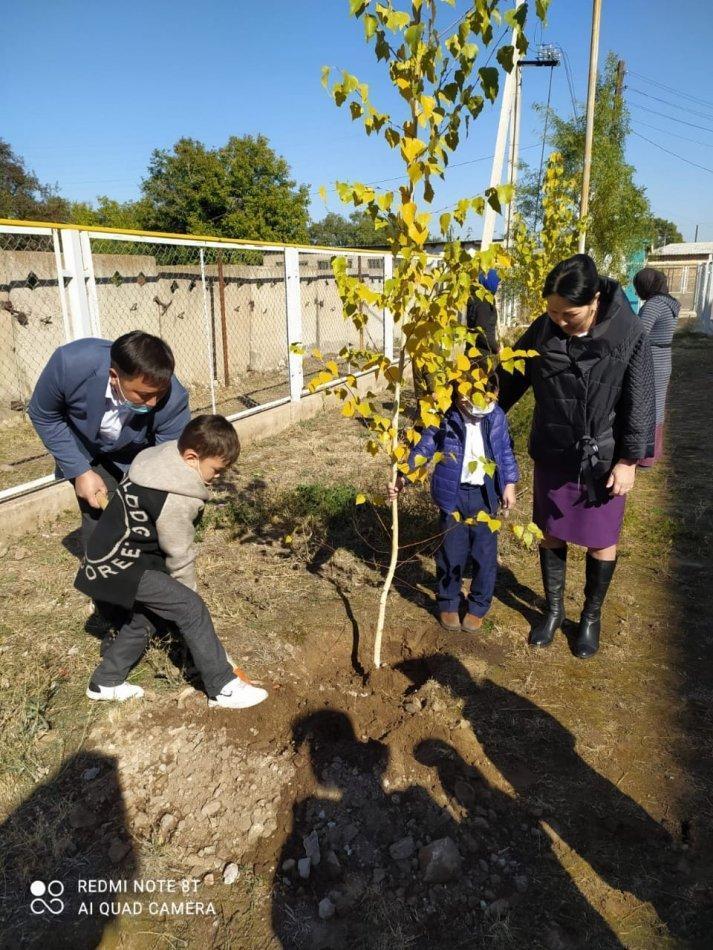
[1,331,712,949]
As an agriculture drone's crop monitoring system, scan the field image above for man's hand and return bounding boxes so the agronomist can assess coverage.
[606,460,637,497]
[501,483,517,512]
[74,470,109,509]
[387,475,407,502]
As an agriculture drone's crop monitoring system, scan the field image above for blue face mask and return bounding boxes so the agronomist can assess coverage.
[114,378,154,414]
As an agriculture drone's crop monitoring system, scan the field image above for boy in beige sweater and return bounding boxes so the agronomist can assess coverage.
[75,414,267,709]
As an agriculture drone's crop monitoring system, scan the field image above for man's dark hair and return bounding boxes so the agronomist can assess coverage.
[110,331,175,386]
[543,253,600,306]
[178,415,240,465]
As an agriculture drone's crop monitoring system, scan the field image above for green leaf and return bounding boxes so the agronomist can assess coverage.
[478,67,499,102]
[496,45,515,73]
[536,0,552,22]
[405,22,424,51]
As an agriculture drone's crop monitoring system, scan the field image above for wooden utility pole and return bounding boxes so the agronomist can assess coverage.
[614,58,626,103]
[578,0,603,254]
[481,0,524,251]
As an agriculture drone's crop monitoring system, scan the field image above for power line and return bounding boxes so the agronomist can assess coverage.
[627,87,713,123]
[630,129,713,176]
[627,68,713,111]
[631,119,713,149]
[309,143,542,201]
[628,101,713,134]
[560,48,580,119]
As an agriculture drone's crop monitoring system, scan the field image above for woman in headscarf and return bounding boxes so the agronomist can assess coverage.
[466,268,500,354]
[633,267,679,467]
[498,254,655,659]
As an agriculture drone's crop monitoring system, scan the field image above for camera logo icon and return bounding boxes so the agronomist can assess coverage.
[30,880,65,915]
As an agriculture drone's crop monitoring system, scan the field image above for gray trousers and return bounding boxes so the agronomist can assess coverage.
[90,570,235,698]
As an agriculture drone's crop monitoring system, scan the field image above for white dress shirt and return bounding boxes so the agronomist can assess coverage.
[99,380,132,443]
[459,404,496,485]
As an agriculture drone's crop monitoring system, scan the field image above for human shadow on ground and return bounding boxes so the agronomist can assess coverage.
[398,654,691,943]
[270,708,620,950]
[0,751,138,949]
[414,737,622,948]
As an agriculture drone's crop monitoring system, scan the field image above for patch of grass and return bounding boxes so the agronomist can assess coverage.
[0,670,61,786]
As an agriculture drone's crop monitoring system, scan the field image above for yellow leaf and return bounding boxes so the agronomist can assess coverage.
[455,353,470,372]
[401,137,427,164]
[355,493,367,505]
[326,360,339,376]
[342,400,356,417]
[312,348,323,360]
[283,534,293,545]
[318,185,328,204]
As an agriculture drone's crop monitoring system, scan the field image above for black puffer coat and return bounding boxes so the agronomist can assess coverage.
[498,279,655,492]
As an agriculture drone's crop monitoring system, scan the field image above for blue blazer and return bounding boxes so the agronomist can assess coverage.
[409,404,520,515]
[28,338,190,479]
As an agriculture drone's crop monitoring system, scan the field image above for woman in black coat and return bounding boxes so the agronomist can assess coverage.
[498,255,655,658]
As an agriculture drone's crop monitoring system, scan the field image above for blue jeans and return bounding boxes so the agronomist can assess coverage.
[435,484,498,617]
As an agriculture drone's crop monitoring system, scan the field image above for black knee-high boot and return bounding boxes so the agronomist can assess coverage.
[574,554,617,659]
[530,546,567,647]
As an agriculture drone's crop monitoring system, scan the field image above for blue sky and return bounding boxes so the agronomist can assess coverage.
[4,0,713,241]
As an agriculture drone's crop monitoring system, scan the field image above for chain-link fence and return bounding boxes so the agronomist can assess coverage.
[0,227,71,493]
[0,222,396,501]
[299,251,386,386]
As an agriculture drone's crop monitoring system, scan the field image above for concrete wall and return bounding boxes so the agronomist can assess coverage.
[0,249,67,411]
[0,249,387,417]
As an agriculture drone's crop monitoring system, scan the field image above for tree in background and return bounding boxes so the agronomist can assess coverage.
[507,151,583,322]
[0,140,70,222]
[649,216,683,248]
[69,196,149,230]
[139,135,310,243]
[308,210,384,247]
[518,54,651,280]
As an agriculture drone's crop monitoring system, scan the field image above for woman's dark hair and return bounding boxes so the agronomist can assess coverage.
[633,267,669,300]
[110,331,175,385]
[178,414,240,465]
[542,254,600,305]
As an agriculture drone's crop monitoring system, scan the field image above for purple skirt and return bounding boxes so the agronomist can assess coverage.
[533,463,625,549]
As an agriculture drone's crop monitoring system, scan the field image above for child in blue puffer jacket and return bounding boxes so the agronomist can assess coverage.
[390,383,519,633]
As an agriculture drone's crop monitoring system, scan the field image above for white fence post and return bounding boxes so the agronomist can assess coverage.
[51,229,72,343]
[383,254,394,362]
[284,247,304,401]
[199,248,218,414]
[80,230,101,335]
[59,228,100,339]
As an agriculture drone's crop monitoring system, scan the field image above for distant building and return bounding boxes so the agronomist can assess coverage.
[646,241,713,312]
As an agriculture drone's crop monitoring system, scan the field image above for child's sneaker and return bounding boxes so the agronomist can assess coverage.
[209,675,268,709]
[86,681,144,702]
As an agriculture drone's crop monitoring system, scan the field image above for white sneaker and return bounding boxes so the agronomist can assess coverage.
[208,676,268,709]
[86,681,145,702]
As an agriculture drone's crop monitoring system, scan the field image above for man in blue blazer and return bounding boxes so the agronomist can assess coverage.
[29,331,191,553]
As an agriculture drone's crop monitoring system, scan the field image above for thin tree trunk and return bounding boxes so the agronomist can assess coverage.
[373,345,406,669]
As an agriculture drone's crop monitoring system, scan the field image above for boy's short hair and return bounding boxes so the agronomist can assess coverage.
[178,415,240,465]
[110,331,175,386]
